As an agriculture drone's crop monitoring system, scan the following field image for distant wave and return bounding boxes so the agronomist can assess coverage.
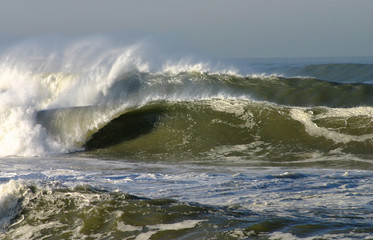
[1,37,373,160]
[287,63,373,83]
[2,37,373,240]
[35,97,373,167]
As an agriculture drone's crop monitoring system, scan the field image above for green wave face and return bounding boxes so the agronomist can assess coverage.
[33,70,373,168]
[66,99,373,169]
[3,40,373,240]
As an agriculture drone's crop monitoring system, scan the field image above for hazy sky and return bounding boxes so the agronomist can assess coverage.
[0,0,372,58]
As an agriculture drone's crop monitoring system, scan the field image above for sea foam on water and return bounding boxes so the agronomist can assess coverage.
[0,180,27,230]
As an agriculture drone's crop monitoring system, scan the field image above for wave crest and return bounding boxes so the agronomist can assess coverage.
[1,37,373,158]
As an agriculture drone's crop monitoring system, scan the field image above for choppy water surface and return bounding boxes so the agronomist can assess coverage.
[1,38,373,239]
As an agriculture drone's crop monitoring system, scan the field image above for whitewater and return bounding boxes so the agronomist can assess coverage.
[1,37,373,239]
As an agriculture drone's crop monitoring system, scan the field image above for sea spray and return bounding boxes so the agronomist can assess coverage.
[1,38,373,238]
[0,37,221,156]
[0,180,28,231]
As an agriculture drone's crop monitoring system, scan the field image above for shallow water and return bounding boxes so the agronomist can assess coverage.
[1,156,373,239]
[1,38,373,239]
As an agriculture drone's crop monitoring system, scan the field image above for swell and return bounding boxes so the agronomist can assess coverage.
[91,71,373,108]
[26,70,373,165]
[223,75,373,107]
[36,99,373,168]
[5,65,373,158]
[242,61,373,83]
[287,63,373,83]
[1,37,372,158]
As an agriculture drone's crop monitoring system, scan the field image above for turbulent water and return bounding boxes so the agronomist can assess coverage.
[1,38,373,239]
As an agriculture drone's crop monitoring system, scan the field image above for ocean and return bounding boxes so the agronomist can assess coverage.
[1,38,373,239]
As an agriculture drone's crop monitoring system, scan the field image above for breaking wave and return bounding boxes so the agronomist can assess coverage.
[1,37,373,167]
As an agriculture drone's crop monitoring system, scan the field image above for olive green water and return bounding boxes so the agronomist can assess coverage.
[2,62,373,239]
[71,99,373,170]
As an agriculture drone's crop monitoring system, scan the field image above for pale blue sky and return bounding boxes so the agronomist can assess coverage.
[0,0,372,58]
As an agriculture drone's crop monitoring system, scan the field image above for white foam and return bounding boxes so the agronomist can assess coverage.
[268,232,299,240]
[5,221,65,240]
[208,99,255,128]
[312,106,373,119]
[116,222,142,232]
[0,105,62,156]
[268,231,373,240]
[0,180,27,230]
[0,37,242,157]
[1,157,373,238]
[135,220,202,240]
[162,59,212,74]
[290,108,373,143]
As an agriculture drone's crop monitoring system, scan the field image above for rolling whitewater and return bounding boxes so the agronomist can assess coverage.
[1,38,373,239]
